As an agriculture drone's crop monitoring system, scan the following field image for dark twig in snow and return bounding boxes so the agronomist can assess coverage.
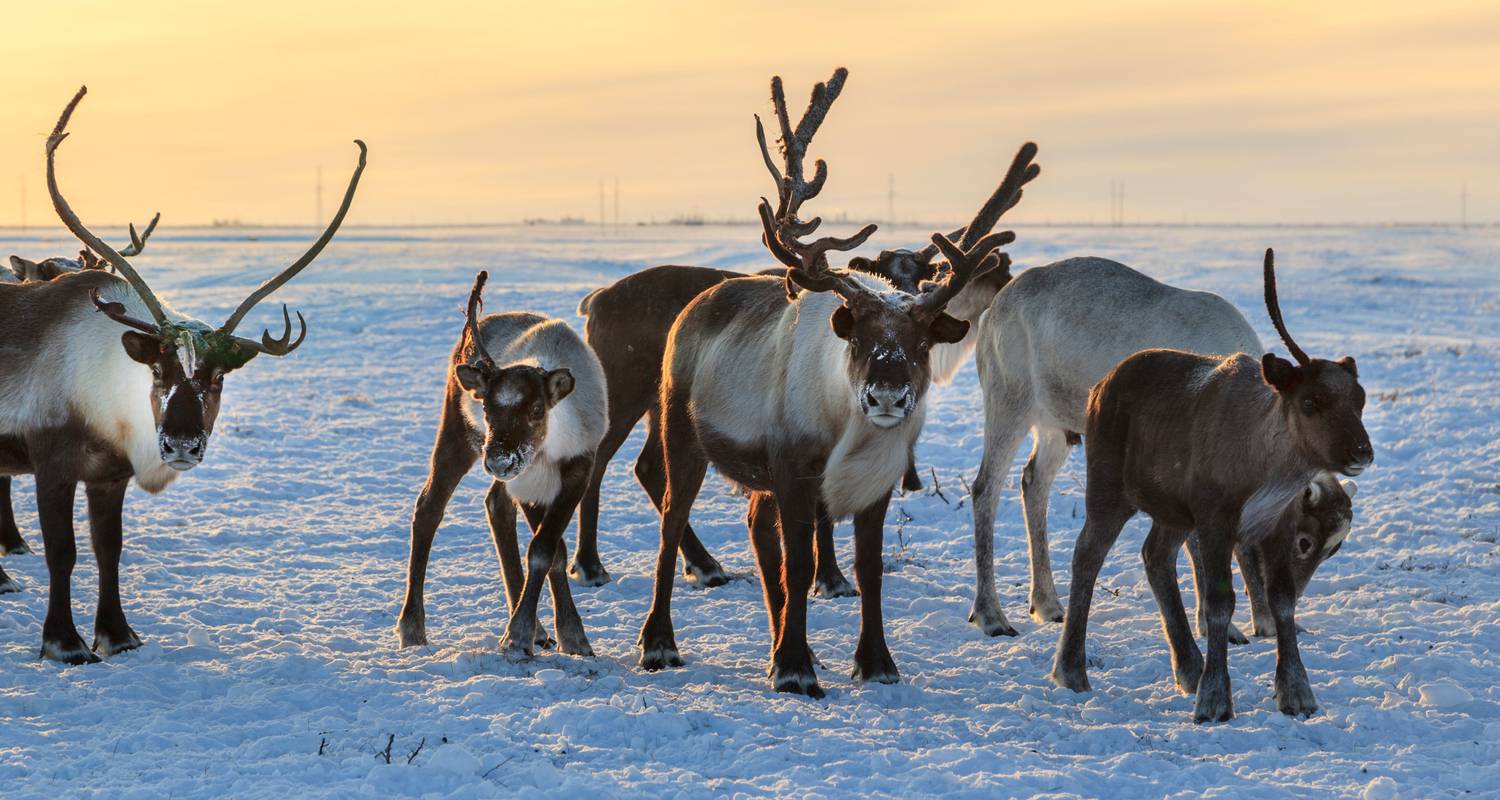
[406,738,426,765]
[379,733,395,765]
[929,466,949,504]
[318,737,327,756]
[482,755,516,779]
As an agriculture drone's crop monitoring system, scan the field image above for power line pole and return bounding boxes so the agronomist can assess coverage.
[613,177,620,235]
[598,179,606,235]
[887,173,895,225]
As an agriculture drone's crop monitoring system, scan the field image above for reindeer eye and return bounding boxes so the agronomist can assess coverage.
[1301,397,1319,414]
[530,402,545,420]
[1297,536,1315,557]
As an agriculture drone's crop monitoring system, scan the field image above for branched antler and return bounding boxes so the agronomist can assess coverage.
[755,68,847,235]
[1262,248,1309,365]
[119,212,161,257]
[918,230,1013,315]
[757,199,876,300]
[47,86,172,328]
[917,142,1039,261]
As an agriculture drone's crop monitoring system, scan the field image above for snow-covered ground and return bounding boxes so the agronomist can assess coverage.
[1,223,1496,798]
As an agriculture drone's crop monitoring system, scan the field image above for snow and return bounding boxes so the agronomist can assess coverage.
[1,223,1496,798]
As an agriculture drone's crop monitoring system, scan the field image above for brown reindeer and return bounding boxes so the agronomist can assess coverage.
[1,216,161,561]
[638,67,1037,696]
[570,240,1010,594]
[0,87,365,662]
[397,272,607,656]
[1051,248,1374,722]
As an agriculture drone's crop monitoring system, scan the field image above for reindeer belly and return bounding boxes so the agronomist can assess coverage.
[0,436,28,475]
[697,426,775,492]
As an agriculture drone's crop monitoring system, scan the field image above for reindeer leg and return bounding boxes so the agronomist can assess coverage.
[812,503,855,598]
[1021,426,1071,624]
[87,478,139,656]
[746,491,784,669]
[501,465,587,659]
[517,459,593,656]
[1235,542,1278,638]
[851,493,898,685]
[638,393,706,671]
[0,562,15,594]
[1263,535,1316,717]
[969,390,1028,637]
[1192,525,1237,724]
[1050,475,1134,693]
[769,462,823,698]
[901,445,923,492]
[1185,533,1250,645]
[34,465,94,664]
[0,477,31,555]
[637,405,728,587]
[1142,522,1201,695]
[571,411,632,588]
[397,392,477,648]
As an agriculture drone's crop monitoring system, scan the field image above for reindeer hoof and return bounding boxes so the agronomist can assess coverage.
[771,654,824,699]
[1050,663,1091,693]
[93,626,143,657]
[901,471,924,493]
[639,642,683,672]
[498,632,534,659]
[1174,655,1204,697]
[814,571,858,598]
[1227,621,1251,646]
[852,646,900,685]
[568,558,611,588]
[0,538,31,557]
[396,613,428,648]
[1275,679,1318,719]
[41,631,101,665]
[1193,674,1235,724]
[969,606,1019,637]
[1029,595,1065,624]
[0,573,18,595]
[557,631,594,658]
[683,560,730,588]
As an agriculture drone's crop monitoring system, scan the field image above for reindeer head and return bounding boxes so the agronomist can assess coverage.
[453,272,574,480]
[46,86,366,471]
[752,70,1038,428]
[1288,474,1357,597]
[1259,249,1374,477]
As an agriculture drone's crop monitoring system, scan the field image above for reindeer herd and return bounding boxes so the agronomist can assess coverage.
[0,72,1373,724]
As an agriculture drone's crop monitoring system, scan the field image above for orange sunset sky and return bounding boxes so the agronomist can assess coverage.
[2,1,1497,226]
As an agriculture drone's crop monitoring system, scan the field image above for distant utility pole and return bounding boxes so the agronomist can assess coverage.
[316,165,324,225]
[613,177,620,235]
[1109,181,1126,227]
[1461,183,1468,229]
[887,173,895,225]
[598,179,606,235]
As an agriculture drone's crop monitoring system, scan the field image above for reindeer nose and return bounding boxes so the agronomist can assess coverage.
[862,383,914,421]
[1350,441,1374,464]
[160,436,206,471]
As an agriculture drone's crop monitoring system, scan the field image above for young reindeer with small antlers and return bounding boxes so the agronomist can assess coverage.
[637,67,1036,697]
[1051,249,1374,723]
[1,215,160,563]
[397,272,606,657]
[0,86,365,662]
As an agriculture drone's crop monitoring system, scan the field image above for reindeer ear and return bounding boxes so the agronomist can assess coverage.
[545,369,575,405]
[454,365,486,395]
[1337,356,1358,378]
[847,256,874,273]
[120,331,161,366]
[929,313,970,344]
[830,305,855,340]
[1261,353,1301,394]
[9,256,40,281]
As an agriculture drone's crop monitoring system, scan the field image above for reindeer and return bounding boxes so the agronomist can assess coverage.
[570,193,1014,593]
[1,216,160,560]
[1050,248,1374,722]
[967,255,1359,641]
[0,86,365,662]
[397,272,606,656]
[637,67,1037,696]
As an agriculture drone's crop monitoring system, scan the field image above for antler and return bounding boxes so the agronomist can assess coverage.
[1262,248,1310,365]
[917,142,1040,260]
[89,288,162,335]
[465,270,495,368]
[757,198,876,301]
[755,68,847,236]
[47,86,172,329]
[217,139,367,358]
[918,230,1014,315]
[118,212,160,257]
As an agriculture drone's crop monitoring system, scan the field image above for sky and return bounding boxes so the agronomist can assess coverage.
[1,0,1497,227]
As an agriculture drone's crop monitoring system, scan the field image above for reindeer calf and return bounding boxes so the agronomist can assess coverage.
[1051,249,1373,723]
[398,272,606,657]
